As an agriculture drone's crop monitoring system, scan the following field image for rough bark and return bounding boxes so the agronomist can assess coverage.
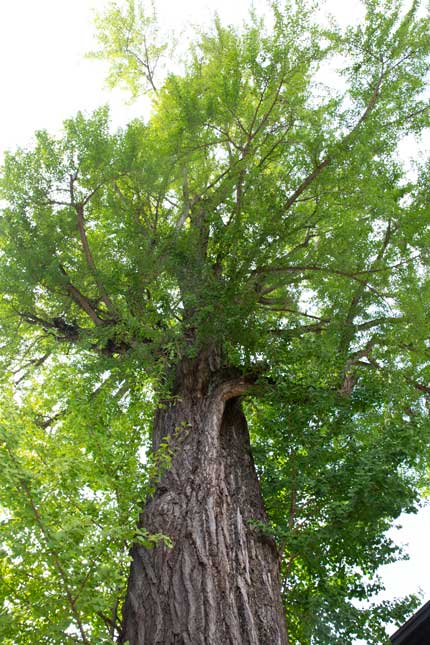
[120,356,287,644]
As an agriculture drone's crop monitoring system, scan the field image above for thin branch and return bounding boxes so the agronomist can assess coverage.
[97,601,121,639]
[270,323,327,337]
[110,596,120,638]
[72,569,94,605]
[175,167,191,230]
[353,316,402,331]
[247,79,270,137]
[256,126,295,170]
[18,311,57,330]
[383,102,430,129]
[203,122,243,152]
[14,353,51,385]
[412,380,430,395]
[258,296,294,307]
[223,104,248,137]
[124,45,158,93]
[247,74,286,148]
[278,308,330,323]
[253,263,386,295]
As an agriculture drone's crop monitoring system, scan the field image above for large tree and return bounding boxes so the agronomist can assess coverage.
[1,1,430,643]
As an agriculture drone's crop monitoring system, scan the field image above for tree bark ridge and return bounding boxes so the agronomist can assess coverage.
[120,364,287,645]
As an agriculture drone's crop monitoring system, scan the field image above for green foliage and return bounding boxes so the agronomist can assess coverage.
[0,360,171,643]
[2,0,430,642]
[90,0,168,95]
[248,355,429,643]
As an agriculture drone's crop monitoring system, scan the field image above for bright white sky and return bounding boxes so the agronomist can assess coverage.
[0,0,428,641]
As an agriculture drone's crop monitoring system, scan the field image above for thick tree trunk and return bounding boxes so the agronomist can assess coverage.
[120,357,287,644]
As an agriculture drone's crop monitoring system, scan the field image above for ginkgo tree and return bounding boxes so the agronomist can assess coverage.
[1,0,430,643]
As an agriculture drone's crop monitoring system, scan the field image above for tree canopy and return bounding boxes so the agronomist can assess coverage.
[1,1,430,643]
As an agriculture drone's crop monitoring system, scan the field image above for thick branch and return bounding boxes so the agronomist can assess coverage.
[18,312,81,342]
[59,266,103,326]
[282,68,385,212]
[214,366,268,402]
[75,203,117,317]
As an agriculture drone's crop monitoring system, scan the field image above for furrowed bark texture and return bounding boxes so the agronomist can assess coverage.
[120,358,287,645]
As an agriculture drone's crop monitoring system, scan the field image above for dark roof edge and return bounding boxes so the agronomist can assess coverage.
[391,601,430,644]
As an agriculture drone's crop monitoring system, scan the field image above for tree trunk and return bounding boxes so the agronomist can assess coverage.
[120,356,287,644]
